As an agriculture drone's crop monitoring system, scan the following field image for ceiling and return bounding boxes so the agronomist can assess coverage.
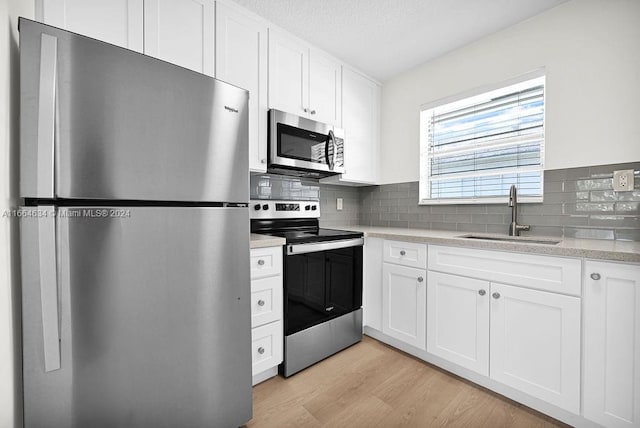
[232,0,569,82]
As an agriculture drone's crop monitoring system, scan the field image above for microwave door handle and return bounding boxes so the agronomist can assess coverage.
[325,130,335,170]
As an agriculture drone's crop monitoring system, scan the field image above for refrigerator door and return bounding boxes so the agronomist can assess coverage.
[21,206,252,428]
[20,18,248,202]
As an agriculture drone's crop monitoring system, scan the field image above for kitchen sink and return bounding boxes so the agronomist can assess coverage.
[458,234,561,245]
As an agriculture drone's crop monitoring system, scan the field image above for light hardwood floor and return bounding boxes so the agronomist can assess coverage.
[246,336,568,428]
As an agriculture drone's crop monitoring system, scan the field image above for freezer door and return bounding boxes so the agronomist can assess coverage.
[21,206,252,428]
[20,19,248,202]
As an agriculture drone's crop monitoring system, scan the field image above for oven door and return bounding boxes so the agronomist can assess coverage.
[284,238,363,336]
[269,109,345,176]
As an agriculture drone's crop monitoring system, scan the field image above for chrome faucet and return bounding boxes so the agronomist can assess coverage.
[508,184,531,236]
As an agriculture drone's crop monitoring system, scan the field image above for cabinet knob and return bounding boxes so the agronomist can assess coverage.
[257,259,265,266]
[590,273,601,280]
[478,289,486,296]
[261,159,266,164]
[310,110,316,115]
[492,292,501,299]
[258,299,265,307]
[257,347,265,355]
[303,107,309,113]
[417,276,424,283]
[399,250,406,256]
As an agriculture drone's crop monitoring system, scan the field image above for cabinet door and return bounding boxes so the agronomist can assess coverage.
[144,0,214,75]
[340,68,380,183]
[216,3,268,172]
[584,261,640,428]
[490,283,580,414]
[427,272,489,376]
[308,49,341,126]
[37,0,143,51]
[251,320,283,376]
[268,29,308,116]
[382,263,426,350]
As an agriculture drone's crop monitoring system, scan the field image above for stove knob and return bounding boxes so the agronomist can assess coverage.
[262,204,269,210]
[253,204,261,210]
[305,205,311,211]
[311,205,317,211]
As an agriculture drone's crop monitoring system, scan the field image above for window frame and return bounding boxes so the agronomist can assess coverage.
[419,70,546,205]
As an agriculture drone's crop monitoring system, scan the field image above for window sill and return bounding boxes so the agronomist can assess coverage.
[419,196,544,205]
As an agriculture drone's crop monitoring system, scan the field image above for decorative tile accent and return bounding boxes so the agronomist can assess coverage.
[251,163,640,240]
[357,162,640,241]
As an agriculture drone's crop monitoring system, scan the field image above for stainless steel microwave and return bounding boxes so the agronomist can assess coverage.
[268,109,345,178]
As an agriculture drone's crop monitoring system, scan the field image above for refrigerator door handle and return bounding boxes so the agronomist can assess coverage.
[38,207,60,371]
[36,34,57,198]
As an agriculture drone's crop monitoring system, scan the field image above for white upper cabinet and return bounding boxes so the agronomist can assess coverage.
[268,30,308,117]
[37,0,213,75]
[144,0,214,75]
[268,29,341,126]
[37,0,144,51]
[337,68,380,184]
[583,261,640,428]
[216,2,268,172]
[308,49,342,126]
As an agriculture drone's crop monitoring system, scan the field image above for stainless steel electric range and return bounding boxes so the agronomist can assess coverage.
[250,199,364,377]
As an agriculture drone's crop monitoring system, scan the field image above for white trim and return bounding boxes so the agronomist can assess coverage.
[419,196,543,205]
[420,69,546,112]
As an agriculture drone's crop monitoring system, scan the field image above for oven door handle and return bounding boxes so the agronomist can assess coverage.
[287,238,364,255]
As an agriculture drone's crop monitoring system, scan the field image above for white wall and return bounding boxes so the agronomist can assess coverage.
[380,0,640,184]
[1,1,34,427]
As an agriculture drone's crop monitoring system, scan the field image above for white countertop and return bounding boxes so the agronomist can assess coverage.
[250,233,286,249]
[333,226,640,263]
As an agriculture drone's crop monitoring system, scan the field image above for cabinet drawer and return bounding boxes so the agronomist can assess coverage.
[250,246,283,279]
[383,240,427,269]
[251,320,283,375]
[251,275,283,328]
[428,245,581,296]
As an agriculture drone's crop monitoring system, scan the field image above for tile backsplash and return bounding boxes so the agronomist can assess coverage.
[251,162,640,240]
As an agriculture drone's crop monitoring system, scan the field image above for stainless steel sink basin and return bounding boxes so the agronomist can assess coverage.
[458,234,561,245]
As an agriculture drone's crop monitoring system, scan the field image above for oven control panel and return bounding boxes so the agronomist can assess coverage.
[250,200,320,219]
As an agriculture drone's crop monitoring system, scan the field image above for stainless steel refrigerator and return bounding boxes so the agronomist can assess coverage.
[19,18,252,428]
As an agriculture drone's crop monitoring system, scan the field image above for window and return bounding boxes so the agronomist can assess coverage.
[419,73,545,204]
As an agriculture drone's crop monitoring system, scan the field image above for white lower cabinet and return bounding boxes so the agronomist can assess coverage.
[583,261,640,428]
[427,271,489,376]
[250,246,283,384]
[382,263,426,350]
[426,271,581,413]
[251,320,283,376]
[489,282,581,414]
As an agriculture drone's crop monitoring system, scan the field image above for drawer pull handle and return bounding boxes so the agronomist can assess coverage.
[492,292,501,299]
[257,347,265,354]
[257,259,265,266]
[590,273,601,280]
[258,299,265,306]
[417,276,424,283]
[478,289,486,296]
[399,250,406,256]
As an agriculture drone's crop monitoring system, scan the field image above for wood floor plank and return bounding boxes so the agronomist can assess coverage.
[246,336,568,428]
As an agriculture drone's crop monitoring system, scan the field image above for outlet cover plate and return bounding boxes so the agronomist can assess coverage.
[613,169,635,191]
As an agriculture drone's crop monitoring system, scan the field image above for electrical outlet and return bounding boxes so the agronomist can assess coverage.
[336,198,343,211]
[613,169,635,192]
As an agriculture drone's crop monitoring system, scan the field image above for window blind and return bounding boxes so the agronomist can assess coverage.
[419,75,545,203]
